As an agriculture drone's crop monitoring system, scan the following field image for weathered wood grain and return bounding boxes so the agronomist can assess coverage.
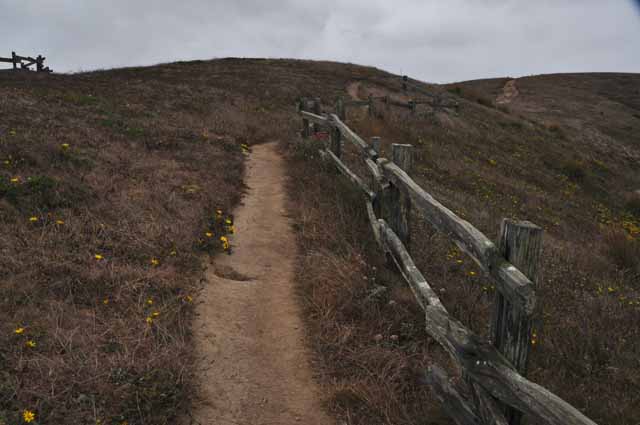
[366,201,384,250]
[424,306,598,425]
[364,158,388,190]
[371,137,381,155]
[469,381,510,425]
[388,144,413,245]
[300,110,328,125]
[426,366,481,425]
[380,221,446,312]
[492,220,543,425]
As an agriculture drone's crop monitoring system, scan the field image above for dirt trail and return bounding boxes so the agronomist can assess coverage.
[190,142,332,425]
[496,79,519,104]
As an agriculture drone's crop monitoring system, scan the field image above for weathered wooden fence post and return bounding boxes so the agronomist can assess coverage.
[409,100,416,114]
[11,51,17,69]
[387,144,414,245]
[336,96,346,122]
[491,219,543,425]
[368,95,375,117]
[371,137,381,156]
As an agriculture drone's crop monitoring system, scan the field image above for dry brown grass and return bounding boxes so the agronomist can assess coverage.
[2,59,639,425]
[285,72,640,425]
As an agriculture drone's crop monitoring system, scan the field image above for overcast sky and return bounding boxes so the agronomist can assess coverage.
[1,0,639,83]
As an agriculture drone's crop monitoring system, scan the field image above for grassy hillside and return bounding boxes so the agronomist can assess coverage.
[286,72,640,424]
[1,60,638,425]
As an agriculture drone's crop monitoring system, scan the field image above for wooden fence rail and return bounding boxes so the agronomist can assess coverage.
[336,77,459,121]
[0,51,52,72]
[296,97,599,425]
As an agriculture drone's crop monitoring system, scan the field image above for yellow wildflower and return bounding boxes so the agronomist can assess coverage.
[205,231,213,238]
[488,159,497,166]
[150,258,159,266]
[220,236,229,250]
[103,298,109,305]
[94,254,104,260]
[25,340,36,348]
[146,316,153,325]
[56,219,65,225]
[29,216,38,222]
[151,311,160,318]
[225,218,232,225]
[169,250,177,256]
[147,298,153,305]
[61,143,70,150]
[9,129,16,136]
[22,410,36,423]
[14,327,25,335]
[469,271,476,276]
[456,259,463,264]
[216,209,223,217]
[10,177,19,183]
[185,295,193,303]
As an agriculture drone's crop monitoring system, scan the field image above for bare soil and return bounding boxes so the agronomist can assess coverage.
[190,142,333,425]
[496,79,519,104]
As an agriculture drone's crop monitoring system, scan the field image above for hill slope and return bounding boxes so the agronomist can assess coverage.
[1,60,638,425]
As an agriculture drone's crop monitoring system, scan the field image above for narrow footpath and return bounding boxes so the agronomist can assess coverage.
[190,142,333,425]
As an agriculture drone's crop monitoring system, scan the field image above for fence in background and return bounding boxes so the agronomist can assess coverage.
[0,51,52,72]
[334,81,458,122]
[295,96,598,425]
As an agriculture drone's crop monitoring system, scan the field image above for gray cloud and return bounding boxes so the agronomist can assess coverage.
[0,0,638,82]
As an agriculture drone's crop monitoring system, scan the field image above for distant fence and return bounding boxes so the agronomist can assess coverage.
[0,51,52,72]
[295,97,599,425]
[335,80,458,122]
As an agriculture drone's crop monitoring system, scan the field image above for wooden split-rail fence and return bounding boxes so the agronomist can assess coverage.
[335,83,458,122]
[0,51,52,73]
[296,97,599,425]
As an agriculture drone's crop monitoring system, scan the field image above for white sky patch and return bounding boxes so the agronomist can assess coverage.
[0,0,638,82]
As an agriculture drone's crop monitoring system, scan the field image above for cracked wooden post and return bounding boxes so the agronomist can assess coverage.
[336,96,346,122]
[371,137,381,156]
[388,144,413,246]
[312,97,322,133]
[491,219,543,425]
